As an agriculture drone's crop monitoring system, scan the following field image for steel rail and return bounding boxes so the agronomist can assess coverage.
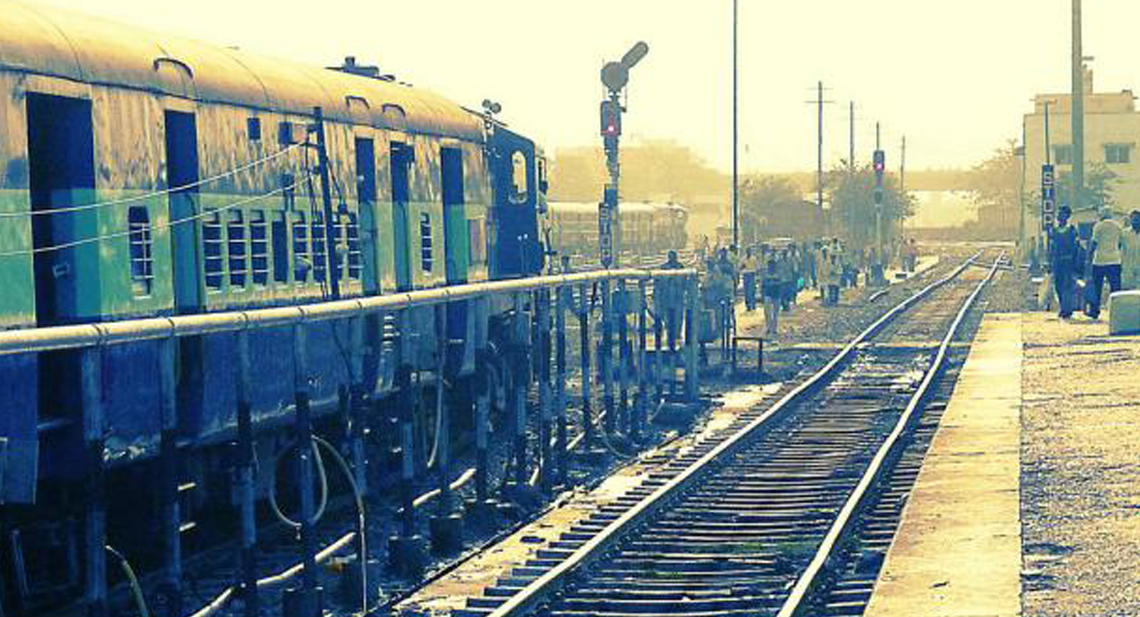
[483,251,986,617]
[776,252,1004,617]
[0,268,694,356]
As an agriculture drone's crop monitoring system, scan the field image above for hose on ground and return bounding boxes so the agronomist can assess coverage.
[311,435,372,612]
[268,439,329,530]
[105,545,149,617]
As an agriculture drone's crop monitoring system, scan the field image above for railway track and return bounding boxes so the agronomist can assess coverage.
[444,251,1003,617]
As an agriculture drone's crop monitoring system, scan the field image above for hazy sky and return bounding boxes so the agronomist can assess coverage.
[31,0,1140,173]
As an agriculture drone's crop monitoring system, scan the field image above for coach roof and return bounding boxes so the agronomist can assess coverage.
[0,0,482,140]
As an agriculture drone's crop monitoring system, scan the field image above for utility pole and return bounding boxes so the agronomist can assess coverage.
[900,135,907,193]
[849,101,856,171]
[732,0,739,248]
[806,82,833,220]
[1044,100,1052,164]
[1072,0,1085,211]
[313,106,340,300]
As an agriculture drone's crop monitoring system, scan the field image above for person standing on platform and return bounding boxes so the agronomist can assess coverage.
[1087,207,1124,319]
[742,247,758,311]
[1049,205,1080,318]
[827,251,842,306]
[1121,210,1140,291]
[761,247,781,336]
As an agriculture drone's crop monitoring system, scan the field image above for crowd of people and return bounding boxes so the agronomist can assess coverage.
[690,236,922,338]
[1048,204,1140,320]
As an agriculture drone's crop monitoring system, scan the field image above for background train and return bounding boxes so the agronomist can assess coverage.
[546,201,688,261]
[0,1,547,613]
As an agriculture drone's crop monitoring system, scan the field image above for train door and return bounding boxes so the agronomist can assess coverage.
[26,93,94,429]
[355,137,379,295]
[165,111,201,312]
[163,111,204,418]
[488,127,541,278]
[390,142,412,292]
[441,147,472,373]
[441,147,467,285]
[26,93,94,327]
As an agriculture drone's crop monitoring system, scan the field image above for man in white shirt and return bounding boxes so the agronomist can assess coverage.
[1088,207,1124,319]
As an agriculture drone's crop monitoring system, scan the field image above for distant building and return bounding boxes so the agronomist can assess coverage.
[1023,69,1140,234]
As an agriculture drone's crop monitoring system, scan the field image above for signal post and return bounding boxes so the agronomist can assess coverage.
[598,42,648,268]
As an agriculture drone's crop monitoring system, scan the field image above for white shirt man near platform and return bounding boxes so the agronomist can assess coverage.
[1087,208,1124,319]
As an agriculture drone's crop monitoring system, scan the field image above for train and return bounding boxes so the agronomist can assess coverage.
[546,201,688,260]
[0,1,551,612]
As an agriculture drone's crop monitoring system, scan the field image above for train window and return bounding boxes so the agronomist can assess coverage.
[227,210,247,288]
[510,151,528,205]
[271,212,288,284]
[331,213,345,282]
[419,212,433,273]
[203,211,224,290]
[247,117,261,141]
[127,206,154,297]
[537,158,549,194]
[292,212,310,283]
[468,218,486,265]
[346,213,362,280]
[250,210,268,286]
[311,213,327,283]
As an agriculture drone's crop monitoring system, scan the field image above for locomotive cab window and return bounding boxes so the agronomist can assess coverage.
[128,206,154,297]
[419,212,434,272]
[510,150,528,204]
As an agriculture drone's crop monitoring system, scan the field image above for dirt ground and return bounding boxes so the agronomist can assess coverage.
[1021,311,1140,616]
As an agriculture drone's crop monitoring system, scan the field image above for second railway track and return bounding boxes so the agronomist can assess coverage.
[443,250,1004,617]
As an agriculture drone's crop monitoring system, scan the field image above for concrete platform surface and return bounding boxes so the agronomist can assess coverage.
[1020,312,1140,616]
[864,312,1023,617]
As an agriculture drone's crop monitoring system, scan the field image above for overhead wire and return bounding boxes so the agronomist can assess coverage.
[0,176,311,258]
[0,143,302,218]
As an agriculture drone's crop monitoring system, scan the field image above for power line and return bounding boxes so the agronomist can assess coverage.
[0,176,310,258]
[0,143,302,219]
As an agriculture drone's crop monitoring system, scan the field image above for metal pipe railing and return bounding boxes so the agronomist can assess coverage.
[0,268,696,356]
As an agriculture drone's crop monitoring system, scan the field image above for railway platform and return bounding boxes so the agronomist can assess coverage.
[863,312,1023,617]
[867,308,1140,616]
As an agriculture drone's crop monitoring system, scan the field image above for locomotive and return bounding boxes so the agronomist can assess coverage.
[0,1,547,611]
[547,201,688,261]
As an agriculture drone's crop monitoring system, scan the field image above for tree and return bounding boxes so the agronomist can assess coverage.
[739,175,802,242]
[828,164,913,248]
[966,140,1022,238]
[1056,162,1119,213]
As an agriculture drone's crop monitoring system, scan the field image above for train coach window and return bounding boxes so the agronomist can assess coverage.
[203,211,224,290]
[227,210,248,288]
[247,117,261,142]
[510,151,528,205]
[128,206,154,297]
[272,212,289,284]
[419,212,433,273]
[311,213,327,283]
[250,210,268,286]
[347,213,362,280]
[292,212,310,283]
[331,213,345,281]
